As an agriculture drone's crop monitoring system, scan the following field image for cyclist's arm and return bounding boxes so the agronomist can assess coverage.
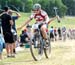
[42,11,60,25]
[19,18,32,29]
[48,16,56,24]
[48,16,57,24]
[20,13,34,28]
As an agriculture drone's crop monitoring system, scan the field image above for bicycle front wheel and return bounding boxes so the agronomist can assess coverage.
[30,38,43,61]
[44,35,51,58]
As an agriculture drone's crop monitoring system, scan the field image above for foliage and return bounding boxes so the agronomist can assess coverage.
[62,0,75,16]
[0,0,74,16]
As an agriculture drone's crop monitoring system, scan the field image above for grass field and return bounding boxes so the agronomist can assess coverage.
[0,13,75,65]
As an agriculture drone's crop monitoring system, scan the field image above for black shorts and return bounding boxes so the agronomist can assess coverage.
[38,23,48,29]
[50,32,54,38]
[3,31,15,43]
[38,23,43,29]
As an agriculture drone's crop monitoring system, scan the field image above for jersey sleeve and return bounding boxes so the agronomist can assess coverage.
[45,15,49,23]
[41,11,49,23]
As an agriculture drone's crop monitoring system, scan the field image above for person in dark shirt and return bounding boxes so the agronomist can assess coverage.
[0,6,15,57]
[57,27,62,40]
[50,26,54,41]
[8,10,21,54]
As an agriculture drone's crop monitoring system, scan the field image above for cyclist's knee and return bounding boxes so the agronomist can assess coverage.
[41,25,46,31]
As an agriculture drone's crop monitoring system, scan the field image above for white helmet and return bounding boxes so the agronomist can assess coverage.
[32,3,41,11]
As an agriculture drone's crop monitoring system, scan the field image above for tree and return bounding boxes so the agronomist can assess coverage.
[24,0,33,12]
[0,0,68,16]
[54,0,67,17]
[38,0,67,17]
[62,0,75,16]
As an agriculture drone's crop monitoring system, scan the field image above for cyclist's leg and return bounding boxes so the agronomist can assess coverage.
[40,24,47,39]
[40,24,49,47]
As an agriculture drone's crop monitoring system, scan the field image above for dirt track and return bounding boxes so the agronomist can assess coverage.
[3,39,75,65]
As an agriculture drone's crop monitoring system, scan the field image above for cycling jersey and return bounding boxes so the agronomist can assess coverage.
[30,10,49,24]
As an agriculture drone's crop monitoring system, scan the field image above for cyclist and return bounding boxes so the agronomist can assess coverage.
[18,3,58,44]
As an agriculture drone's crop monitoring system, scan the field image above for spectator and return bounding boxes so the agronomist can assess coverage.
[20,24,32,44]
[71,29,75,39]
[50,26,54,41]
[57,27,62,40]
[20,29,28,47]
[0,21,5,60]
[54,27,57,41]
[67,29,72,39]
[8,10,21,54]
[62,26,67,41]
[0,6,15,57]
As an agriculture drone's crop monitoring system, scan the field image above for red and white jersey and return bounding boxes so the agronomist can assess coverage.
[30,10,49,24]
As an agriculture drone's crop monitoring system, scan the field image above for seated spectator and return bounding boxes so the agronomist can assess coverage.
[20,29,28,46]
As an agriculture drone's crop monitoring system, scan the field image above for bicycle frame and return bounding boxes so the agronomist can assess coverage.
[26,23,51,61]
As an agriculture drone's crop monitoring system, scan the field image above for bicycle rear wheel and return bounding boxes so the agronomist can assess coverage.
[44,35,51,58]
[30,37,43,61]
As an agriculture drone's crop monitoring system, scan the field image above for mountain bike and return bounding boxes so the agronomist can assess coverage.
[27,24,51,61]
